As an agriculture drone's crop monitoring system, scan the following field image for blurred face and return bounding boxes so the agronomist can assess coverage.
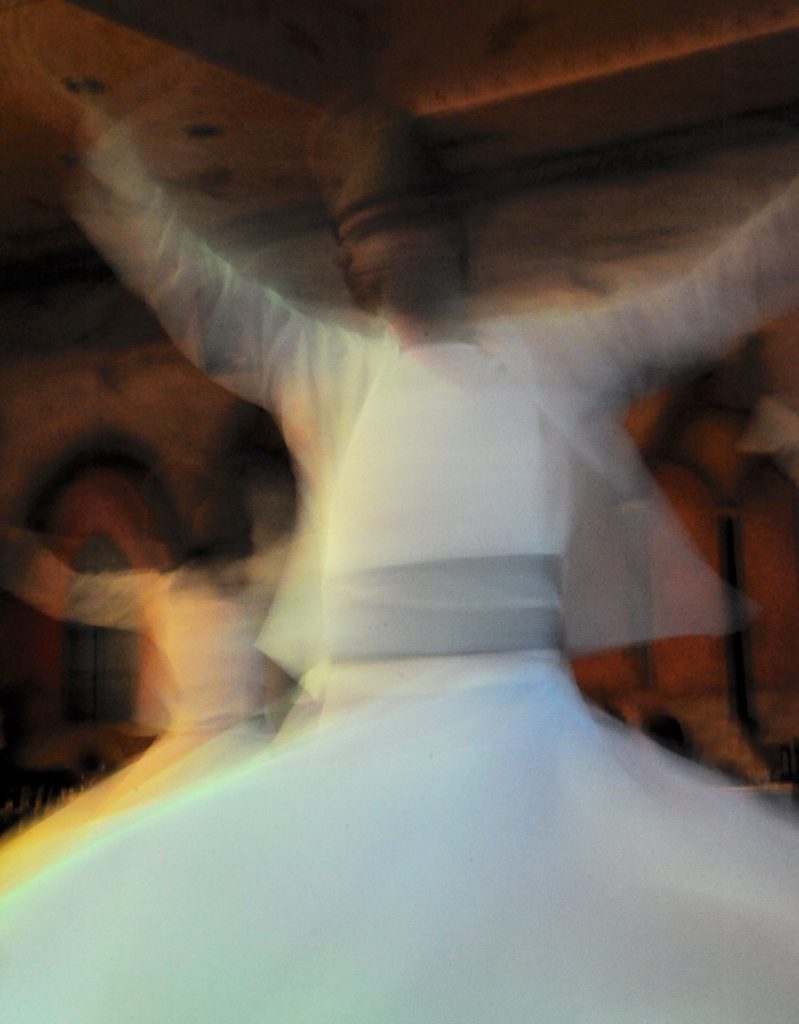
[338,221,465,323]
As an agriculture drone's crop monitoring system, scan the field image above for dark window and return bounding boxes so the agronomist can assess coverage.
[718,512,756,734]
[63,534,138,723]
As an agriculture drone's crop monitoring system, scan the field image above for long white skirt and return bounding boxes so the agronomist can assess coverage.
[0,715,273,890]
[2,652,799,1023]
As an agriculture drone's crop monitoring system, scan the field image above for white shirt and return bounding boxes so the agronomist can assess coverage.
[72,133,799,676]
[6,532,287,732]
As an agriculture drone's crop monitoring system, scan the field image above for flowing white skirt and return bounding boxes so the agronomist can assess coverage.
[0,715,273,890]
[2,652,799,1023]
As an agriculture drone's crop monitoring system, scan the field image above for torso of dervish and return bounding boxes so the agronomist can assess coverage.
[72,143,799,679]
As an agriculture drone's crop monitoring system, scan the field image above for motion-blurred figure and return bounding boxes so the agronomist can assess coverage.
[0,468,291,881]
[4,104,799,1022]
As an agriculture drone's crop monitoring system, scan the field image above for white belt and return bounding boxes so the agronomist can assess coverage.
[323,554,564,661]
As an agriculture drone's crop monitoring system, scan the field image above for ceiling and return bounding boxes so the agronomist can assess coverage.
[3,0,799,309]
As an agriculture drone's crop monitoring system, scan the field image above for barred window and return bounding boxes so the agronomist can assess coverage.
[63,534,138,723]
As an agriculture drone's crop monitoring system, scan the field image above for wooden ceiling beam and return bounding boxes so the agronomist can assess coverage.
[65,0,370,108]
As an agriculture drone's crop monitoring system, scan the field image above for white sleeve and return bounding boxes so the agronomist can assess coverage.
[70,129,377,443]
[1,528,148,629]
[543,176,799,407]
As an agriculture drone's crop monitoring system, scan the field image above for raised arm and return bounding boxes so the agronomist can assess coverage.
[0,527,147,629]
[543,174,799,407]
[69,120,381,439]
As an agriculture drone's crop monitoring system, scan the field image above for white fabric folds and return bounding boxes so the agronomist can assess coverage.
[3,659,799,1023]
[5,121,799,1024]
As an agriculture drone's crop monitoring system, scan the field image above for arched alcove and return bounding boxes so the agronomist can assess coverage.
[27,446,180,558]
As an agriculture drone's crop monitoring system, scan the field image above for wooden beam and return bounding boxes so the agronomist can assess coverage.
[65,0,370,108]
[429,28,799,184]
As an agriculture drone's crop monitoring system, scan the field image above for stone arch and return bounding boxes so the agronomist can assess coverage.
[25,433,183,560]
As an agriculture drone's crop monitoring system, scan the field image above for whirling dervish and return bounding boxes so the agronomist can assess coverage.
[0,465,293,887]
[4,95,799,1023]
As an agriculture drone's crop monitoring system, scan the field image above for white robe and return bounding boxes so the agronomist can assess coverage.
[3,134,799,1022]
[66,133,799,675]
[3,655,799,1023]
[0,539,285,888]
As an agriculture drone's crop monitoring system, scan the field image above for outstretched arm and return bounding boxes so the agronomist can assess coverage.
[69,119,377,436]
[0,527,147,629]
[546,175,799,407]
